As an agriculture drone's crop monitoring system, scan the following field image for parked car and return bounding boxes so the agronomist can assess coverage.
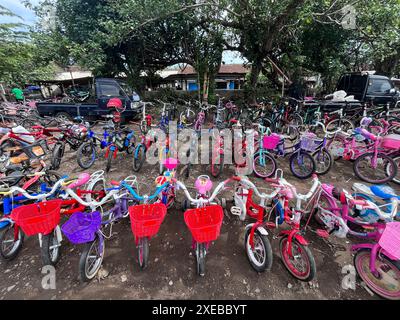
[36,78,142,122]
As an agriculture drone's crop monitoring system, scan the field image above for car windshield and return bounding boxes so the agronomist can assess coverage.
[118,81,134,96]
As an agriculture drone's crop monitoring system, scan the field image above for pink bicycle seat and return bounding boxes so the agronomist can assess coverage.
[163,158,178,171]
[68,173,90,189]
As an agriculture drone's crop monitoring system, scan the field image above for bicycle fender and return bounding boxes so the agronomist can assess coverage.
[245,223,268,236]
[279,230,309,246]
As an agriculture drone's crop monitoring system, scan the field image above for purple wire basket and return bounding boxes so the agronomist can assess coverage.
[61,211,101,244]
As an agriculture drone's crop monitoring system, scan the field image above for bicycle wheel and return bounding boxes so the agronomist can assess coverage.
[289,151,316,179]
[79,234,105,282]
[196,242,206,276]
[354,249,400,300]
[133,145,146,172]
[245,228,273,272]
[253,152,277,178]
[279,236,316,282]
[388,155,400,184]
[51,143,64,170]
[0,225,24,260]
[41,229,61,266]
[105,147,113,173]
[312,148,333,175]
[138,237,149,269]
[354,152,397,184]
[326,118,355,133]
[77,141,96,169]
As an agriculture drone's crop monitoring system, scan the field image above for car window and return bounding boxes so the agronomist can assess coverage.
[99,83,121,97]
[347,75,367,93]
[367,79,392,94]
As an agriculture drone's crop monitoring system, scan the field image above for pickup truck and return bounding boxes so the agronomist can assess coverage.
[36,78,143,122]
[335,72,399,105]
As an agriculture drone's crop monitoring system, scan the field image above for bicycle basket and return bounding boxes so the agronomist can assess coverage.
[300,133,322,152]
[61,211,101,244]
[10,200,62,236]
[379,222,400,260]
[262,134,281,150]
[129,203,167,238]
[184,205,223,243]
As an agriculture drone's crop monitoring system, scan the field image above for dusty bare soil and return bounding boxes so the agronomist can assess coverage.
[1,127,399,300]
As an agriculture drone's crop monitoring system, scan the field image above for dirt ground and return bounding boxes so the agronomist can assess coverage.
[1,127,399,300]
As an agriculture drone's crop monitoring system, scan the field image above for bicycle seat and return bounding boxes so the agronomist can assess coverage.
[370,185,400,200]
[68,173,91,189]
[163,158,178,171]
[110,180,120,186]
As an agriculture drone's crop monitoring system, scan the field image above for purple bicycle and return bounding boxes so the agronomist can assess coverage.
[61,176,139,281]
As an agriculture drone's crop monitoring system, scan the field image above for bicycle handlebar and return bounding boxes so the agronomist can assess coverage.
[121,181,169,202]
[174,178,233,205]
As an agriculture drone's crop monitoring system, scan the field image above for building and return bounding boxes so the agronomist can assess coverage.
[157,64,250,91]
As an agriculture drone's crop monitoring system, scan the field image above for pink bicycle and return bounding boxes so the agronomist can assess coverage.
[327,118,399,184]
[311,183,400,299]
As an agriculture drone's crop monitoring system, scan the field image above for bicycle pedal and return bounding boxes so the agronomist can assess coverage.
[230,206,242,216]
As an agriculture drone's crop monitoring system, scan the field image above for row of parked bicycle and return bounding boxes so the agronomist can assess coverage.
[1,98,400,300]
[0,158,399,300]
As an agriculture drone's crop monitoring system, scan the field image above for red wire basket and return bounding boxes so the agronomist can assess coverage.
[10,200,62,236]
[184,205,224,243]
[129,203,167,238]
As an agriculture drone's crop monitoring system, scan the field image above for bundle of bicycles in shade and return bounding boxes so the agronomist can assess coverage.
[0,156,399,299]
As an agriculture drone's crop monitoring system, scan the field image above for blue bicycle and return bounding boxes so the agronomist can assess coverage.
[76,116,114,169]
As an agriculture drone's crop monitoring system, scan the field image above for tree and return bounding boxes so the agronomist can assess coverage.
[0,4,55,90]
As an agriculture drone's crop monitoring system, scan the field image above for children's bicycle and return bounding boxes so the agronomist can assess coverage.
[61,176,139,281]
[232,172,320,281]
[311,183,400,299]
[174,176,234,276]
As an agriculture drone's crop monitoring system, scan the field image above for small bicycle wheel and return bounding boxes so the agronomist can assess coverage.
[0,225,24,260]
[133,145,146,172]
[354,152,397,184]
[41,229,61,266]
[244,228,273,272]
[196,242,206,276]
[105,148,113,173]
[79,234,105,282]
[279,236,316,282]
[51,143,64,170]
[289,151,316,179]
[354,249,400,300]
[138,237,149,270]
[312,148,333,175]
[326,118,354,133]
[253,152,277,178]
[387,155,400,185]
[77,141,96,169]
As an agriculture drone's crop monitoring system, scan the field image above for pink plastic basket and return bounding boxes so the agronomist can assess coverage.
[381,134,400,150]
[379,222,400,260]
[262,134,281,150]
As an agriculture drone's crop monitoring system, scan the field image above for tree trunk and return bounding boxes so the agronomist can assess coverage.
[247,61,262,104]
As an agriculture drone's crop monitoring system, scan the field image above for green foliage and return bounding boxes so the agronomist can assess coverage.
[0,4,55,85]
